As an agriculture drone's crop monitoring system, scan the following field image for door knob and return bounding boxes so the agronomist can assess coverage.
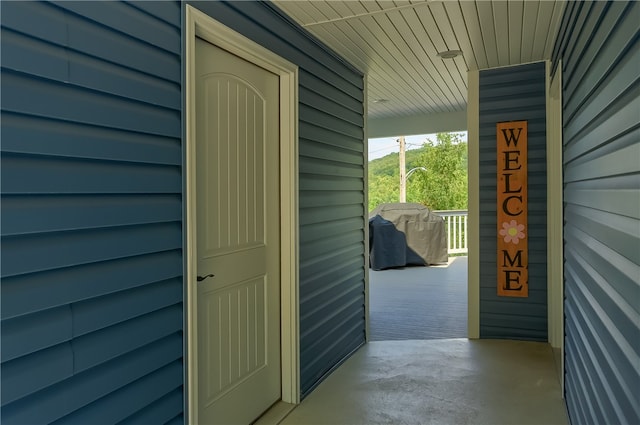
[197,274,215,282]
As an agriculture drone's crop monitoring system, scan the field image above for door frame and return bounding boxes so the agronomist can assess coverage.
[184,5,300,423]
[546,59,564,391]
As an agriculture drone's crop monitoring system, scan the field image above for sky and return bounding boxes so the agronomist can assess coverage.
[368,134,433,161]
[368,132,467,161]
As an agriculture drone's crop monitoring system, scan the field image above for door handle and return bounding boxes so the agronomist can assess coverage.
[197,274,215,282]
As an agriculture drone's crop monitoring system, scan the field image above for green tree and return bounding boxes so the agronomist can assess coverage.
[368,173,399,211]
[410,133,468,210]
[367,132,468,212]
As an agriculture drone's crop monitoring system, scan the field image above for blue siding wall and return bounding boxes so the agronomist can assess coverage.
[553,2,640,424]
[186,1,366,398]
[478,62,547,340]
[1,1,184,423]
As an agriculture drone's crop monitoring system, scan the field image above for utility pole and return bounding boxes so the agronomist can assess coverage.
[398,136,406,202]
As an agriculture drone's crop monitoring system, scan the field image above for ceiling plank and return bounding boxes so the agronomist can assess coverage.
[374,10,446,106]
[273,0,568,121]
[362,1,384,14]
[391,0,414,7]
[544,1,567,59]
[520,1,539,63]
[437,1,478,71]
[323,22,436,115]
[355,14,440,113]
[310,24,369,71]
[324,1,365,21]
[309,22,415,108]
[401,7,467,105]
[532,1,556,60]
[340,1,369,16]
[492,1,510,67]
[315,0,343,21]
[507,0,524,65]
[274,1,315,26]
[429,1,471,81]
[476,1,500,67]
[459,1,489,69]
[387,9,459,109]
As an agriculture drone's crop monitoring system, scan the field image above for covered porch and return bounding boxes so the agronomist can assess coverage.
[263,213,567,424]
[368,209,468,341]
[264,256,567,425]
[369,256,468,341]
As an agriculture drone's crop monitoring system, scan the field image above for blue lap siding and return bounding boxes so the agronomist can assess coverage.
[553,2,640,424]
[478,62,548,341]
[1,1,183,423]
[1,0,366,422]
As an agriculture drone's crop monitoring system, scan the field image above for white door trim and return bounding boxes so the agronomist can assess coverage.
[363,74,370,341]
[184,5,300,423]
[467,69,480,339]
[546,59,564,391]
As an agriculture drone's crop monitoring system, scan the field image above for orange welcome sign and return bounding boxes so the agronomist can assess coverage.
[496,121,528,297]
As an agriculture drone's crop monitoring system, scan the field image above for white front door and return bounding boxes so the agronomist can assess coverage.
[195,37,281,425]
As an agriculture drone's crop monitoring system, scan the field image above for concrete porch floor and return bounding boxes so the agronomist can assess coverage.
[279,338,568,425]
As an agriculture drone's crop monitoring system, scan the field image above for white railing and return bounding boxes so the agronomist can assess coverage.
[433,210,468,255]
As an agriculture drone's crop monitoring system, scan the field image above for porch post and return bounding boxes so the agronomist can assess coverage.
[467,69,480,339]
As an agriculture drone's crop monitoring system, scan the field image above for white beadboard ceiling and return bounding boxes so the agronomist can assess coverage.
[273,0,565,124]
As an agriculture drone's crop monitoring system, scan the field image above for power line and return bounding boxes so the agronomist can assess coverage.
[369,144,399,154]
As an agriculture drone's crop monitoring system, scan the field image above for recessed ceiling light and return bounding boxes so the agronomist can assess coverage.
[437,50,463,59]
[372,99,389,104]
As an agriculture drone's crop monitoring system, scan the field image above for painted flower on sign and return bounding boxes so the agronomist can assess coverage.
[500,220,525,244]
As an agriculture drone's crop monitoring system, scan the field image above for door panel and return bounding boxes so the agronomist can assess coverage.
[195,36,280,425]
[197,73,265,257]
[199,275,266,402]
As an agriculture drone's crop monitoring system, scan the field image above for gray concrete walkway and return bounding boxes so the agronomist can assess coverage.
[280,338,568,425]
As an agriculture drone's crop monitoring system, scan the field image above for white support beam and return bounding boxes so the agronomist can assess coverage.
[368,110,467,138]
[467,70,480,339]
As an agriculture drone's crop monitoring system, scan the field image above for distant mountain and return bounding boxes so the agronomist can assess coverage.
[368,146,427,177]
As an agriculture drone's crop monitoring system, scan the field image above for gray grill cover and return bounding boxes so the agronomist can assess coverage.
[369,203,448,269]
